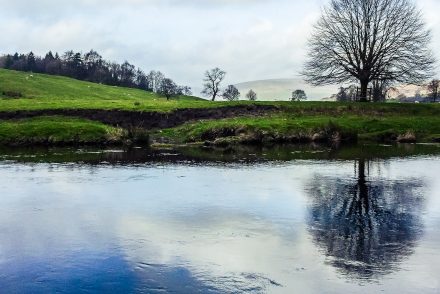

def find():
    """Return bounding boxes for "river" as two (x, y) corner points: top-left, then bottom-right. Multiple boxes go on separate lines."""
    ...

(0, 144), (439, 293)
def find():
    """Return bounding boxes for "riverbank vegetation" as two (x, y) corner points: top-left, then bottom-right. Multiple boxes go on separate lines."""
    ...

(153, 115), (440, 146)
(0, 116), (148, 146)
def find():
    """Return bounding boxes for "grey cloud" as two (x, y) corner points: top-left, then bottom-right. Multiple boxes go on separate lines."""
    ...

(0, 0), (439, 98)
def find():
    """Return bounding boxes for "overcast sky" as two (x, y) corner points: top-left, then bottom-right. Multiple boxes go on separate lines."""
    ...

(0, 0), (439, 91)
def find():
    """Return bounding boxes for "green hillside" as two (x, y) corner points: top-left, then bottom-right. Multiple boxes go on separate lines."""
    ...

(0, 69), (215, 112)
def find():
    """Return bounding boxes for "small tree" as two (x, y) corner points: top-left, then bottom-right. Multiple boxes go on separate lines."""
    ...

(372, 80), (393, 102)
(292, 89), (307, 101)
(222, 85), (240, 101)
(158, 78), (179, 100)
(177, 86), (193, 96)
(336, 87), (348, 102)
(147, 70), (165, 93)
(246, 89), (257, 101)
(201, 68), (226, 101)
(27, 52), (36, 72)
(427, 79), (440, 103)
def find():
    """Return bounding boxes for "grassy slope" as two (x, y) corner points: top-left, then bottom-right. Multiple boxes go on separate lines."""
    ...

(0, 116), (127, 145)
(2, 68), (439, 115)
(0, 69), (216, 112)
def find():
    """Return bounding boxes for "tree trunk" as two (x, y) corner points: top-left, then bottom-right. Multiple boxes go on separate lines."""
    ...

(359, 80), (369, 102)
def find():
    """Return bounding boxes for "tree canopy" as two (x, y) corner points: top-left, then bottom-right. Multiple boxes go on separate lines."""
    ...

(222, 85), (240, 101)
(303, 0), (435, 102)
(245, 89), (257, 101)
(0, 50), (190, 95)
(292, 89), (307, 101)
(201, 68), (226, 101)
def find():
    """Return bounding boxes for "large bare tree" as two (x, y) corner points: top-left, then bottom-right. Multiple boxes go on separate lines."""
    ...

(303, 0), (435, 102)
(201, 68), (226, 101)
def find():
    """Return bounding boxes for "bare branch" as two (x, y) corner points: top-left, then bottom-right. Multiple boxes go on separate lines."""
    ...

(303, 0), (435, 102)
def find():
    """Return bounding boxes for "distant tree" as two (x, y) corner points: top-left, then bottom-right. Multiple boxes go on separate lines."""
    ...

(3, 55), (13, 69)
(27, 52), (36, 72)
(120, 61), (136, 87)
(0, 49), (190, 95)
(62, 51), (84, 79)
(84, 50), (103, 82)
(177, 86), (193, 96)
(10, 53), (27, 71)
(336, 87), (347, 102)
(292, 89), (307, 101)
(44, 52), (61, 75)
(303, 0), (435, 102)
(147, 70), (165, 93)
(158, 78), (179, 100)
(108, 62), (121, 86)
(246, 89), (257, 101)
(135, 68), (149, 90)
(202, 67), (226, 101)
(372, 80), (392, 102)
(427, 79), (440, 103)
(44, 51), (55, 63)
(222, 85), (240, 101)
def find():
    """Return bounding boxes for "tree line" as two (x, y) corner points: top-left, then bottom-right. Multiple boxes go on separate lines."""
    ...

(0, 50), (192, 98)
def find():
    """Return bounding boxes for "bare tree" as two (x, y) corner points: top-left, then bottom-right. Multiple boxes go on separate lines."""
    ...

(292, 89), (307, 101)
(158, 78), (179, 100)
(303, 0), (435, 102)
(201, 68), (226, 101)
(427, 79), (440, 103)
(177, 86), (193, 96)
(246, 89), (257, 101)
(222, 85), (240, 101)
(147, 70), (165, 93)
(372, 80), (394, 102)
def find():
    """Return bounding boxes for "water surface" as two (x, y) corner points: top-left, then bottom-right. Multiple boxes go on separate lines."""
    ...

(0, 144), (439, 293)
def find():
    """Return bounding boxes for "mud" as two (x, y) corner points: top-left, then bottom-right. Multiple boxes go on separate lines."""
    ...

(0, 105), (279, 129)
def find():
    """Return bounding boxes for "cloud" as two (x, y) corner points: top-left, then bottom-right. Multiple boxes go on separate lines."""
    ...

(0, 0), (439, 97)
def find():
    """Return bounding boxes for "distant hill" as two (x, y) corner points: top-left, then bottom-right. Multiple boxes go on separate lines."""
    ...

(235, 79), (336, 101)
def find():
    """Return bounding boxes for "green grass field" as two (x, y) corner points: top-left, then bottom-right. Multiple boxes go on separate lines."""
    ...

(0, 116), (128, 145)
(1, 69), (440, 146)
(0, 69), (217, 112)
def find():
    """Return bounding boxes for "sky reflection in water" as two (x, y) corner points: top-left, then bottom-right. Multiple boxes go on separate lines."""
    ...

(0, 149), (439, 293)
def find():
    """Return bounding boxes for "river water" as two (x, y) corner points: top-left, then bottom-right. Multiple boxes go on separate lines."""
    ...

(0, 144), (439, 293)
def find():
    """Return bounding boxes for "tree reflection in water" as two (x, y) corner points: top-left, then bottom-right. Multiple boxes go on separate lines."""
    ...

(306, 159), (426, 280)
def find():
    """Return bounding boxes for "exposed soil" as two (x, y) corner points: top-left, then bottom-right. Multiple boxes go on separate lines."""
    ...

(0, 105), (279, 129)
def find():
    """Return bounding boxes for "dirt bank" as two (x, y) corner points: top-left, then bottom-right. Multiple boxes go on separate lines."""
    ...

(0, 105), (279, 129)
